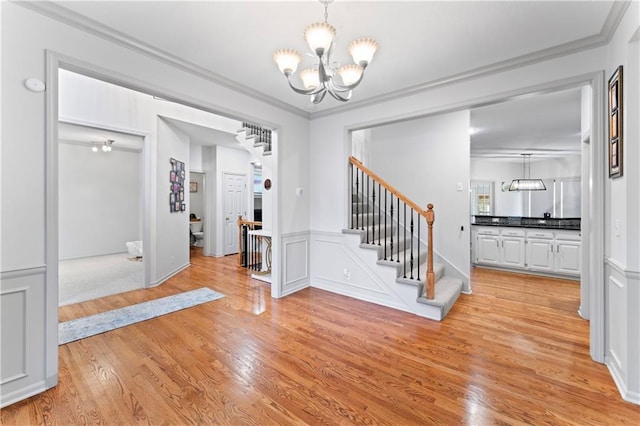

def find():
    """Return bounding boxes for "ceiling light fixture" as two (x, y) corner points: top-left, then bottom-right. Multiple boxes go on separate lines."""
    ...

(93, 139), (114, 153)
(273, 0), (378, 104)
(509, 153), (546, 191)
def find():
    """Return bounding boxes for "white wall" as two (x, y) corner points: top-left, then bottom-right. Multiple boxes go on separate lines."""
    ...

(0, 1), (309, 407)
(603, 1), (640, 405)
(367, 110), (471, 279)
(58, 142), (142, 259)
(156, 118), (190, 281)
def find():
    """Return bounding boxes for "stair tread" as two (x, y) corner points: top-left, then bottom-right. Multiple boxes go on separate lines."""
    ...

(416, 277), (463, 309)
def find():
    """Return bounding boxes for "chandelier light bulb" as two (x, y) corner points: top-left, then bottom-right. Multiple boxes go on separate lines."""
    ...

(349, 38), (378, 67)
(102, 144), (109, 152)
(92, 145), (98, 152)
(299, 68), (320, 89)
(273, 49), (302, 76)
(304, 22), (336, 56)
(338, 64), (363, 86)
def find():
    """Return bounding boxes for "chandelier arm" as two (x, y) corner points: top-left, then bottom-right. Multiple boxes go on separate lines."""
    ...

(317, 56), (331, 83)
(311, 90), (328, 104)
(327, 89), (351, 102)
(330, 68), (366, 92)
(286, 77), (325, 95)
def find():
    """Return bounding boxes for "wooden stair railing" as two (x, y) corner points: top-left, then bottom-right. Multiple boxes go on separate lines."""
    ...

(349, 156), (436, 299)
(237, 216), (263, 270)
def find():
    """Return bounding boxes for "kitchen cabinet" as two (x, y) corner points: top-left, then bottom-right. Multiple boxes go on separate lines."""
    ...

(526, 231), (554, 272)
(474, 227), (525, 268)
(472, 226), (580, 278)
(554, 232), (581, 275)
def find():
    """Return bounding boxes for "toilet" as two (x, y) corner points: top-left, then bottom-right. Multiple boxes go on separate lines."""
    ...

(126, 240), (143, 257)
(190, 219), (204, 247)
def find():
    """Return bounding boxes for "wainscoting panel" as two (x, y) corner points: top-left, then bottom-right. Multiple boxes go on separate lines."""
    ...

(281, 232), (310, 296)
(0, 267), (47, 408)
(310, 232), (414, 313)
(604, 258), (640, 405)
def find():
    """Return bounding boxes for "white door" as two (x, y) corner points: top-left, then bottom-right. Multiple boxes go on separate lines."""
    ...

(224, 173), (247, 255)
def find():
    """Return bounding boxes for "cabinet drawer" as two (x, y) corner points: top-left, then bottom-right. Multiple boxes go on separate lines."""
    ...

(501, 229), (525, 237)
(476, 227), (500, 236)
(526, 230), (553, 239)
(555, 231), (581, 241)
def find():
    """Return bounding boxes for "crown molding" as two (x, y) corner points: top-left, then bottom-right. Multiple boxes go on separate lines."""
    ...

(14, 0), (629, 121)
(311, 0), (630, 119)
(14, 0), (310, 119)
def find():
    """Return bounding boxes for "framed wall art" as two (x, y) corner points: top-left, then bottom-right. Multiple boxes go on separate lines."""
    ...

(608, 66), (623, 178)
(169, 157), (186, 212)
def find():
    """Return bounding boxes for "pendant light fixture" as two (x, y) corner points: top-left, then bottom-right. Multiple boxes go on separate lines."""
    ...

(272, 0), (378, 104)
(509, 153), (546, 191)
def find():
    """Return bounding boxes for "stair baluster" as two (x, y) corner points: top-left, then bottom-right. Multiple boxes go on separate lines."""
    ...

(403, 203), (407, 277)
(410, 209), (414, 280)
(389, 198), (394, 261)
(397, 197), (400, 264)
(371, 185), (376, 245)
(348, 157), (437, 300)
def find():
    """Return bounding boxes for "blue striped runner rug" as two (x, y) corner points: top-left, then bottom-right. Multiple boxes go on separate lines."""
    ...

(59, 287), (224, 345)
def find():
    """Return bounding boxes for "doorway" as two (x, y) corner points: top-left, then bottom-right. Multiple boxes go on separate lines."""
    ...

(57, 119), (147, 306)
(189, 171), (206, 256)
(223, 172), (248, 255)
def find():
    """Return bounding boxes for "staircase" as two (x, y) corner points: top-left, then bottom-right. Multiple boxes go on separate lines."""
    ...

(236, 122), (273, 157)
(344, 157), (463, 321)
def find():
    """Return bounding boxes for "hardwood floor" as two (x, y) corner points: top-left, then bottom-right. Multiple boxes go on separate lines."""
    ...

(3, 250), (639, 425)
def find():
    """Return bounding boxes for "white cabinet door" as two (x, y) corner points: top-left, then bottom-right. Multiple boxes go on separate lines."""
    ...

(527, 238), (554, 271)
(501, 237), (525, 268)
(555, 240), (581, 276)
(477, 235), (500, 265)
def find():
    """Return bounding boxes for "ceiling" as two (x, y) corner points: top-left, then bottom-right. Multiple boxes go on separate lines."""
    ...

(45, 1), (617, 159)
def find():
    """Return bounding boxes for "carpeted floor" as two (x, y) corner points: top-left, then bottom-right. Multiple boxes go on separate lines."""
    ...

(59, 252), (144, 306)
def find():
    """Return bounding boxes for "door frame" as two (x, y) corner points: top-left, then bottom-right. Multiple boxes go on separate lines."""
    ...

(222, 171), (247, 256)
(344, 71), (606, 363)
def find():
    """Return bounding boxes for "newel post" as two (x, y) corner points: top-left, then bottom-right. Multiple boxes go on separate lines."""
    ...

(425, 204), (435, 299)
(237, 215), (243, 268)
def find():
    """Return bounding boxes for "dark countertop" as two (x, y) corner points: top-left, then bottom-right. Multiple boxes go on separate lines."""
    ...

(472, 216), (581, 231)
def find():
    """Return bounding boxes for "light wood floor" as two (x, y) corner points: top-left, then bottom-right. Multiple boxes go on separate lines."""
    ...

(3, 249), (639, 425)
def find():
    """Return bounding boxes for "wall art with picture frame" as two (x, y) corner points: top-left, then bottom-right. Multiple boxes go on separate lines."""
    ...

(169, 157), (186, 212)
(608, 66), (623, 178)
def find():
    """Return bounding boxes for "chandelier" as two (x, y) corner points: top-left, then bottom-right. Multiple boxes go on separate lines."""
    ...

(273, 0), (378, 104)
(509, 154), (546, 191)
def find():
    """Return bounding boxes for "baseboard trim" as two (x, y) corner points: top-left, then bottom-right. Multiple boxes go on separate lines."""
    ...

(0, 380), (47, 409)
(606, 357), (640, 406)
(151, 263), (190, 287)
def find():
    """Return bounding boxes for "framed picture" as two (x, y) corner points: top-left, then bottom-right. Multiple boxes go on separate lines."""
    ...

(608, 66), (623, 178)
(190, 181), (198, 192)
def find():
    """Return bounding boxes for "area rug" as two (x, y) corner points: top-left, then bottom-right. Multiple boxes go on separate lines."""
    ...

(59, 287), (225, 345)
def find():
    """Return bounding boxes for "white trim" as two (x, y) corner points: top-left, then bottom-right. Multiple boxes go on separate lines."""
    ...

(606, 257), (640, 279)
(0, 266), (46, 279)
(0, 287), (28, 386)
(57, 139), (142, 153)
(0, 380), (47, 409)
(607, 358), (640, 405)
(149, 263), (190, 287)
(17, 1), (308, 119)
(45, 51), (59, 394)
(283, 239), (309, 286)
(16, 1), (630, 121)
(312, 2), (630, 119)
